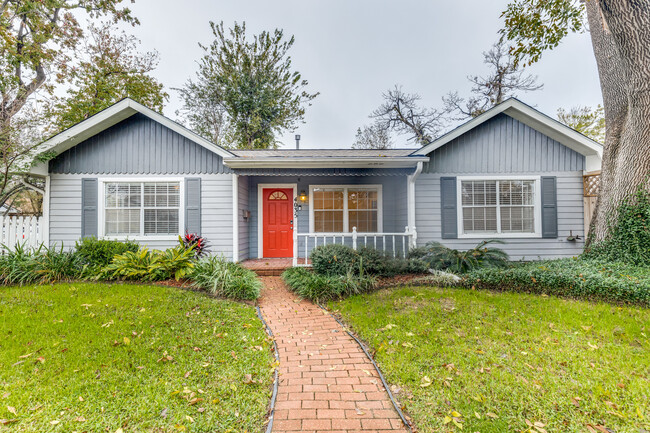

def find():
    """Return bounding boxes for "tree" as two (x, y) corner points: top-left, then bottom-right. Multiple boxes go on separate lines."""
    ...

(178, 22), (318, 149)
(557, 105), (606, 143)
(443, 41), (543, 119)
(0, 0), (137, 209)
(358, 86), (448, 146)
(500, 0), (650, 245)
(48, 23), (168, 132)
(352, 124), (393, 149)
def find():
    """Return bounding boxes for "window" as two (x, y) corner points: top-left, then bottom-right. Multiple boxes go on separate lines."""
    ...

(103, 181), (181, 237)
(459, 178), (539, 237)
(310, 185), (381, 233)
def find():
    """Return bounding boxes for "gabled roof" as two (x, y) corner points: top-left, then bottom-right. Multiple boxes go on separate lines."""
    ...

(35, 98), (235, 164)
(412, 98), (603, 169)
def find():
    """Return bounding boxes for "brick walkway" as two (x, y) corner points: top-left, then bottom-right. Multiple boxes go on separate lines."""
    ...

(258, 277), (409, 433)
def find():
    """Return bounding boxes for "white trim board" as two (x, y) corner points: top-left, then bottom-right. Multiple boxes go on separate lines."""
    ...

(257, 183), (298, 259)
(455, 175), (542, 239)
(224, 156), (428, 169)
(413, 98), (603, 172)
(308, 184), (383, 234)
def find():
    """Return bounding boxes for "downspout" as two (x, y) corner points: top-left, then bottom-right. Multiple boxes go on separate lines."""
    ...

(407, 161), (423, 248)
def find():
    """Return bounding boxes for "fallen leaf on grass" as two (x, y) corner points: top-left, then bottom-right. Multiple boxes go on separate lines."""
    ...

(74, 416), (86, 422)
(0, 419), (18, 425)
(420, 376), (432, 387)
(160, 408), (168, 418)
(6, 407), (17, 415)
(242, 374), (254, 385)
(184, 371), (192, 379)
(189, 398), (203, 406)
(197, 407), (205, 413)
(50, 420), (60, 425)
(486, 412), (499, 419)
(19, 353), (33, 359)
(123, 337), (131, 345)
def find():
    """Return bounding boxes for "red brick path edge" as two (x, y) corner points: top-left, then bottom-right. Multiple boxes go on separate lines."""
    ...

(258, 277), (411, 433)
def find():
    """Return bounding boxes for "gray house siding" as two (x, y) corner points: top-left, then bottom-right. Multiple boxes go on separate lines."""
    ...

(424, 113), (585, 174)
(415, 171), (585, 260)
(245, 175), (408, 259)
(49, 113), (230, 175)
(48, 174), (233, 254)
(238, 176), (250, 260)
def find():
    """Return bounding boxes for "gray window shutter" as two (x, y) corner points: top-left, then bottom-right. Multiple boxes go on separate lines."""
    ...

(185, 178), (201, 235)
(440, 176), (458, 239)
(541, 176), (558, 238)
(81, 178), (98, 238)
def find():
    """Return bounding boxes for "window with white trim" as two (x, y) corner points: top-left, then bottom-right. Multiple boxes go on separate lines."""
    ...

(104, 181), (181, 236)
(460, 179), (537, 235)
(311, 186), (381, 233)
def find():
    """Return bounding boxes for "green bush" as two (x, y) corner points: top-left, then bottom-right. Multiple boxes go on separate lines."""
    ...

(357, 247), (428, 276)
(464, 258), (650, 306)
(0, 244), (84, 285)
(409, 240), (509, 273)
(310, 244), (360, 276)
(99, 245), (195, 282)
(190, 256), (261, 300)
(584, 187), (650, 266)
(282, 266), (377, 302)
(310, 244), (428, 277)
(75, 237), (139, 268)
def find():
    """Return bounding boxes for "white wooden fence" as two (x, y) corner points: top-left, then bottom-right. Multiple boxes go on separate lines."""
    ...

(1, 216), (44, 251)
(294, 226), (417, 266)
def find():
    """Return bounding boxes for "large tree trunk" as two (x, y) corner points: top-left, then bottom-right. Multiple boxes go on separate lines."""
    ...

(585, 0), (650, 245)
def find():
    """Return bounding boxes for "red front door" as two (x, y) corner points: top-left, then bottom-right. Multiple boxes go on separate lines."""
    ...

(262, 188), (294, 258)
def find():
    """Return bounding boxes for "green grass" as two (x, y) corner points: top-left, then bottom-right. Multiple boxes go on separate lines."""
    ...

(331, 286), (650, 433)
(0, 283), (274, 432)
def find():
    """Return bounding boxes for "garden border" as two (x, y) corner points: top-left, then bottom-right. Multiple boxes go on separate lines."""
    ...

(256, 306), (279, 433)
(318, 303), (414, 433)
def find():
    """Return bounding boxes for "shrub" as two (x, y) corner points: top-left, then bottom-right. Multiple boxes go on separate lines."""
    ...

(190, 256), (261, 300)
(100, 245), (195, 282)
(180, 233), (209, 258)
(584, 187), (650, 266)
(310, 244), (428, 277)
(282, 267), (377, 302)
(310, 244), (360, 276)
(357, 247), (428, 276)
(75, 237), (139, 268)
(464, 258), (650, 306)
(409, 240), (509, 273)
(0, 244), (84, 285)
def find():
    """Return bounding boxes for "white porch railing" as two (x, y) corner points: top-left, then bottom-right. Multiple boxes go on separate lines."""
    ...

(1, 215), (44, 251)
(294, 226), (417, 266)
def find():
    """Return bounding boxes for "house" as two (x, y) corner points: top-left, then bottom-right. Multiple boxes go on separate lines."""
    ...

(29, 98), (602, 263)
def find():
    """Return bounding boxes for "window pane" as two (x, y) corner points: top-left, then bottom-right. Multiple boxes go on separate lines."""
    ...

(501, 206), (535, 233)
(144, 209), (179, 235)
(105, 209), (140, 235)
(349, 210), (378, 232)
(462, 206), (497, 234)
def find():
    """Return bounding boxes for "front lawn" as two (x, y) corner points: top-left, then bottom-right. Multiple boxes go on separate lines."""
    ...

(0, 283), (274, 432)
(331, 286), (650, 433)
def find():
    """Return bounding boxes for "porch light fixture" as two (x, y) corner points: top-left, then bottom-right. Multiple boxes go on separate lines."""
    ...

(299, 190), (308, 202)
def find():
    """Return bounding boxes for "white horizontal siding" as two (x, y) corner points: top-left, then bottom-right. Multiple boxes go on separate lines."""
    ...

(48, 174), (234, 257)
(415, 171), (585, 260)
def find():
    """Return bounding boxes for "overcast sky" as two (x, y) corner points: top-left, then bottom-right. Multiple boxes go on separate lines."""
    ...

(123, 0), (602, 149)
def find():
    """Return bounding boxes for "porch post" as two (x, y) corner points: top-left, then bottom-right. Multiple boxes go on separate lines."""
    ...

(407, 161), (423, 249)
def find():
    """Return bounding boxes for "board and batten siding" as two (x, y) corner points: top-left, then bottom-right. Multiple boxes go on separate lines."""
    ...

(415, 172), (585, 259)
(424, 113), (585, 174)
(49, 113), (230, 175)
(48, 173), (234, 255)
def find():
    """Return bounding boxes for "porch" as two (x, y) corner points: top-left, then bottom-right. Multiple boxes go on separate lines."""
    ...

(229, 160), (424, 266)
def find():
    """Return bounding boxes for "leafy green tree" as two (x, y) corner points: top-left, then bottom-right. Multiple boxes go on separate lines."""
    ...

(178, 22), (318, 149)
(557, 105), (606, 143)
(48, 23), (168, 132)
(499, 0), (650, 245)
(0, 0), (137, 209)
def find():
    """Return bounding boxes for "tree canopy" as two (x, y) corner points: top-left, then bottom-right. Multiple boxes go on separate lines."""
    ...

(178, 22), (318, 149)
